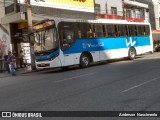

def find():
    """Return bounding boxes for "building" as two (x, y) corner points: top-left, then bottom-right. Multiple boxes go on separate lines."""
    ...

(151, 0), (160, 30)
(95, 0), (149, 23)
(134, 0), (156, 30)
(0, 0), (10, 56)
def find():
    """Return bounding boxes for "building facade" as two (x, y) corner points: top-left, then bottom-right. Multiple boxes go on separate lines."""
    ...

(95, 0), (149, 23)
(152, 0), (160, 30)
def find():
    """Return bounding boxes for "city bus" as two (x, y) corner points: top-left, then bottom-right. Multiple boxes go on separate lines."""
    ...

(30, 18), (153, 69)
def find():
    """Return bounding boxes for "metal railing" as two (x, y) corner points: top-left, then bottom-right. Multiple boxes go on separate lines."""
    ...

(5, 4), (15, 14)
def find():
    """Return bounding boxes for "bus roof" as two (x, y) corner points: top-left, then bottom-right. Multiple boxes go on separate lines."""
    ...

(52, 18), (150, 25)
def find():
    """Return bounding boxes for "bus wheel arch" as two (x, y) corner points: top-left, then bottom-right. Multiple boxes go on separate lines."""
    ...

(128, 47), (137, 60)
(79, 52), (93, 68)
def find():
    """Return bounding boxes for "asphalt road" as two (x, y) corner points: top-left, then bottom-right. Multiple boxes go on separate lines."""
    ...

(1, 52), (160, 120)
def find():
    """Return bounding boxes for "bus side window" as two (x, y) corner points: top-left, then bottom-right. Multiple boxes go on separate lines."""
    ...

(77, 23), (92, 39)
(86, 24), (94, 38)
(137, 25), (144, 36)
(107, 25), (114, 37)
(103, 25), (108, 37)
(92, 24), (97, 38)
(145, 25), (150, 35)
(115, 25), (120, 37)
(113, 25), (117, 37)
(119, 25), (126, 37)
(58, 22), (76, 50)
(95, 24), (103, 38)
(128, 25), (136, 36)
(142, 25), (146, 35)
(78, 30), (82, 38)
(125, 25), (129, 36)
(135, 26), (138, 36)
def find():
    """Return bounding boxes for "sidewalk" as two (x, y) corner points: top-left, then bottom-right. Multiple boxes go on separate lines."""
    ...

(0, 66), (33, 78)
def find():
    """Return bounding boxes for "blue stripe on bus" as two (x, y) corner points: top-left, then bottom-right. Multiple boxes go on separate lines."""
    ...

(63, 36), (151, 54)
(35, 36), (151, 61)
(36, 49), (59, 61)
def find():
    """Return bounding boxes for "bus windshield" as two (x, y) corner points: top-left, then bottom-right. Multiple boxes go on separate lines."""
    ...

(34, 28), (59, 54)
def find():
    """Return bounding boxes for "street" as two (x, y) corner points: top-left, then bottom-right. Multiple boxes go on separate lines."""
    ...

(1, 52), (160, 119)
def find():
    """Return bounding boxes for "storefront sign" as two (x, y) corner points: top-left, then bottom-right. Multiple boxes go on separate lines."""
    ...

(18, 0), (94, 13)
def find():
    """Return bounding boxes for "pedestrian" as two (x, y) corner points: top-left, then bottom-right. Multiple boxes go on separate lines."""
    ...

(7, 51), (16, 76)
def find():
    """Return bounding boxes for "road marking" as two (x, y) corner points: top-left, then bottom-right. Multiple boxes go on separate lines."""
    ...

(121, 76), (160, 93)
(54, 72), (96, 83)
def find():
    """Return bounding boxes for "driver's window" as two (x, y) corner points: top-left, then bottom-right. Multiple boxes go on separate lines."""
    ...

(59, 22), (75, 51)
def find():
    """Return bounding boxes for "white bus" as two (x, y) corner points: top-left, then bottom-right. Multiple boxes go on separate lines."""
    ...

(30, 18), (153, 69)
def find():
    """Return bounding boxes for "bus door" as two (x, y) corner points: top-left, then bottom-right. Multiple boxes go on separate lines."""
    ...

(61, 30), (75, 66)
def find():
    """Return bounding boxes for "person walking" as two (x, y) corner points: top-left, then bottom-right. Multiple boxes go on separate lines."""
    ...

(7, 51), (16, 76)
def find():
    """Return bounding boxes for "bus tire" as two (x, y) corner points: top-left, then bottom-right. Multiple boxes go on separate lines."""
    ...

(128, 47), (136, 60)
(80, 53), (90, 68)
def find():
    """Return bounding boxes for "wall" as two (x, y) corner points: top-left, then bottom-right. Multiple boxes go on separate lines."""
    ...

(0, 25), (11, 57)
(95, 0), (123, 15)
(0, 0), (5, 23)
(0, 0), (11, 56)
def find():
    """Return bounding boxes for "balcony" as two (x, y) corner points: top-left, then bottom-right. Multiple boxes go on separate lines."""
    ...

(96, 14), (122, 20)
(5, 3), (15, 14)
(96, 10), (145, 22)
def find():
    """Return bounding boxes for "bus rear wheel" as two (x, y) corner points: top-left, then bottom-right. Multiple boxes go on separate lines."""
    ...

(80, 53), (90, 68)
(128, 48), (136, 60)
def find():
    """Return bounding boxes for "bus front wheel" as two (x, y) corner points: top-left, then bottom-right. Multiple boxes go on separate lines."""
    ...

(128, 48), (136, 60)
(80, 53), (90, 68)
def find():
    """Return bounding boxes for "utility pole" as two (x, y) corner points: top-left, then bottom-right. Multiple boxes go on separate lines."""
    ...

(25, 0), (36, 70)
(122, 0), (125, 20)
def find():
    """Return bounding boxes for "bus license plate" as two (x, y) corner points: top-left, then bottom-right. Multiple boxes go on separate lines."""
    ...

(41, 63), (45, 67)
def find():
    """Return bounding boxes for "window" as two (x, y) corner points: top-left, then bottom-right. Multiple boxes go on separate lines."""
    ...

(126, 9), (131, 17)
(145, 25), (150, 35)
(76, 23), (93, 39)
(106, 24), (116, 37)
(128, 25), (137, 36)
(94, 24), (104, 38)
(137, 25), (146, 36)
(103, 25), (108, 37)
(58, 22), (76, 50)
(115, 25), (119, 37)
(119, 25), (127, 36)
(95, 4), (100, 14)
(34, 28), (58, 53)
(111, 7), (117, 15)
